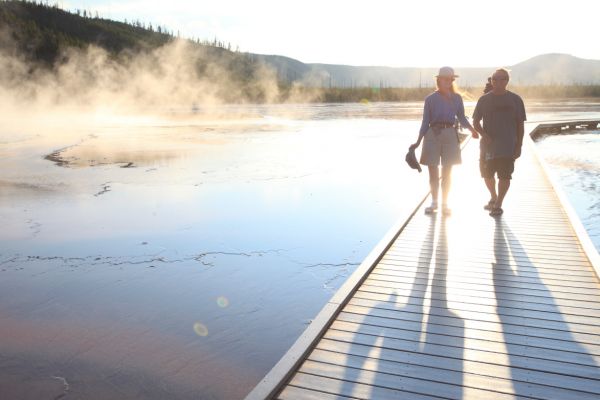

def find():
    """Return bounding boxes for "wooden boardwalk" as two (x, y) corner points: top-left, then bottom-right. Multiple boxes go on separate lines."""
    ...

(246, 122), (600, 400)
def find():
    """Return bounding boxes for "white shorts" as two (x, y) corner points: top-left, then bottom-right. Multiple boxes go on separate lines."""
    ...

(419, 127), (462, 167)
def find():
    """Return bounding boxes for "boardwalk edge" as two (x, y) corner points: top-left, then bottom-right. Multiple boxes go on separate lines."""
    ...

(527, 122), (600, 281)
(244, 189), (431, 400)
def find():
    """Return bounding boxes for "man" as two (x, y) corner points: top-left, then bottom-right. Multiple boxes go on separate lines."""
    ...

(484, 77), (493, 94)
(473, 68), (526, 216)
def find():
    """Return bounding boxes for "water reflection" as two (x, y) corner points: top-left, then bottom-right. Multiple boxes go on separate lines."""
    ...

(534, 130), (600, 251)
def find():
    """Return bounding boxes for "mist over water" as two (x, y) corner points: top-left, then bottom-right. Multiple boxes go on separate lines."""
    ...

(0, 35), (325, 135)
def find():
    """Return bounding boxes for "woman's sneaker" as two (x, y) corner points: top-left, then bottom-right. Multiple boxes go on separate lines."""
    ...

(424, 202), (438, 214)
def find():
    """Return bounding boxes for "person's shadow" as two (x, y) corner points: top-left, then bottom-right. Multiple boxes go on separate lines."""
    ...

(336, 214), (465, 398)
(493, 219), (600, 398)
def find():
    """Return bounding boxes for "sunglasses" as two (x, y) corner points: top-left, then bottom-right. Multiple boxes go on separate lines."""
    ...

(492, 77), (508, 81)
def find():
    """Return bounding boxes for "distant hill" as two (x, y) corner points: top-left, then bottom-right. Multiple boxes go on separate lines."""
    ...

(257, 54), (600, 87)
(0, 0), (173, 64)
(510, 54), (600, 85)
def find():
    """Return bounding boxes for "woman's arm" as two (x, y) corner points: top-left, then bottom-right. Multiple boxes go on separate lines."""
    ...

(411, 97), (431, 149)
(456, 95), (478, 138)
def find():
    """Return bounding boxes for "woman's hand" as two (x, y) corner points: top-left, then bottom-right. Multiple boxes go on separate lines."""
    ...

(471, 128), (479, 139)
(409, 142), (420, 150)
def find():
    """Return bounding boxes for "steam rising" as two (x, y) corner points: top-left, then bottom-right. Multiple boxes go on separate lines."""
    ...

(0, 32), (314, 122)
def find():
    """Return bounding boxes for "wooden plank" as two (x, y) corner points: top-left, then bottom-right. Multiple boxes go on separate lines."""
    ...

(382, 249), (592, 268)
(379, 256), (595, 275)
(298, 359), (521, 400)
(375, 262), (597, 282)
(334, 314), (600, 357)
(387, 239), (590, 258)
(378, 258), (596, 277)
(277, 385), (355, 400)
(401, 227), (577, 239)
(354, 288), (600, 320)
(387, 242), (590, 262)
(284, 372), (437, 400)
(384, 249), (592, 268)
(339, 307), (600, 345)
(389, 239), (587, 258)
(307, 348), (600, 399)
(363, 277), (600, 304)
(398, 226), (582, 244)
(330, 320), (600, 364)
(348, 296), (600, 329)
(360, 284), (600, 315)
(368, 271), (600, 295)
(323, 330), (600, 381)
(370, 266), (600, 290)
(343, 301), (600, 337)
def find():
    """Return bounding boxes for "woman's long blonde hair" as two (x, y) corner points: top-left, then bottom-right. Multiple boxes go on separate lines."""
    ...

(435, 77), (458, 94)
(436, 77), (473, 100)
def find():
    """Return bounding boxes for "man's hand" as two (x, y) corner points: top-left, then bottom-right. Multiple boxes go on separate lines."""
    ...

(514, 147), (522, 159)
(409, 142), (419, 151)
(471, 129), (479, 139)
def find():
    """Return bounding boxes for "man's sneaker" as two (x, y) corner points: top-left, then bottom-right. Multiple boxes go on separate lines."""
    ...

(484, 199), (496, 210)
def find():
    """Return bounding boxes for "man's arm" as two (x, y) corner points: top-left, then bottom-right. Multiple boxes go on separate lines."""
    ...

(472, 98), (486, 137)
(514, 120), (525, 159)
(473, 117), (485, 136)
(514, 96), (526, 159)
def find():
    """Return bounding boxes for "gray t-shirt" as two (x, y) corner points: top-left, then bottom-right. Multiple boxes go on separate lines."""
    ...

(473, 91), (526, 159)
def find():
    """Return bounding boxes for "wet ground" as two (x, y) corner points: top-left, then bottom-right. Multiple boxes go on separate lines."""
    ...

(534, 129), (600, 251)
(0, 101), (599, 399)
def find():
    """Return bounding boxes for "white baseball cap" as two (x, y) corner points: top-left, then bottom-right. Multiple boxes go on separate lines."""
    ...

(436, 66), (459, 78)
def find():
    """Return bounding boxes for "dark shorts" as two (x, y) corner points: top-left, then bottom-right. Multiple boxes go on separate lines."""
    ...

(480, 157), (515, 180)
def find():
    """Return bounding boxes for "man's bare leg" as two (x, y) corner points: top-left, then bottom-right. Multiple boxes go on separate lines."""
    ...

(495, 178), (510, 209)
(484, 177), (497, 204)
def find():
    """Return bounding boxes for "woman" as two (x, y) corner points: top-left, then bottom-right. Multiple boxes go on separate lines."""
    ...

(410, 66), (478, 215)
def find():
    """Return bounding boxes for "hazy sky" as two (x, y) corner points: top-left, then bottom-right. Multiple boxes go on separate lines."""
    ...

(64, 0), (599, 67)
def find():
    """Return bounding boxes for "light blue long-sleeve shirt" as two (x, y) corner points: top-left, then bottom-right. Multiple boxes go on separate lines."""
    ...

(419, 91), (473, 136)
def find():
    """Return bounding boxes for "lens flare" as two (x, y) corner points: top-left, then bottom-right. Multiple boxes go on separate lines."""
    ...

(216, 296), (229, 308)
(193, 322), (208, 337)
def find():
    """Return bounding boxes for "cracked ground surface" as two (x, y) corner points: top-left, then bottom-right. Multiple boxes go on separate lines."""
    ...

(0, 111), (431, 399)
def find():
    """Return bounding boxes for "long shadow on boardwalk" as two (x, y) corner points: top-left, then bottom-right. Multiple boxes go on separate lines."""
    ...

(333, 215), (466, 398)
(493, 219), (600, 399)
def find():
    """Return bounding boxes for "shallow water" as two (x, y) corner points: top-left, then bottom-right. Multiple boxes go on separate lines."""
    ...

(0, 100), (599, 399)
(534, 130), (600, 251)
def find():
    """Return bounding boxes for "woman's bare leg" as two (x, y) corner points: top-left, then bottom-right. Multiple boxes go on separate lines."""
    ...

(441, 165), (453, 206)
(428, 165), (439, 206)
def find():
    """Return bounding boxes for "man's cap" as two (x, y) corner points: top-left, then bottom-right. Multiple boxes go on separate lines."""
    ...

(436, 66), (459, 78)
